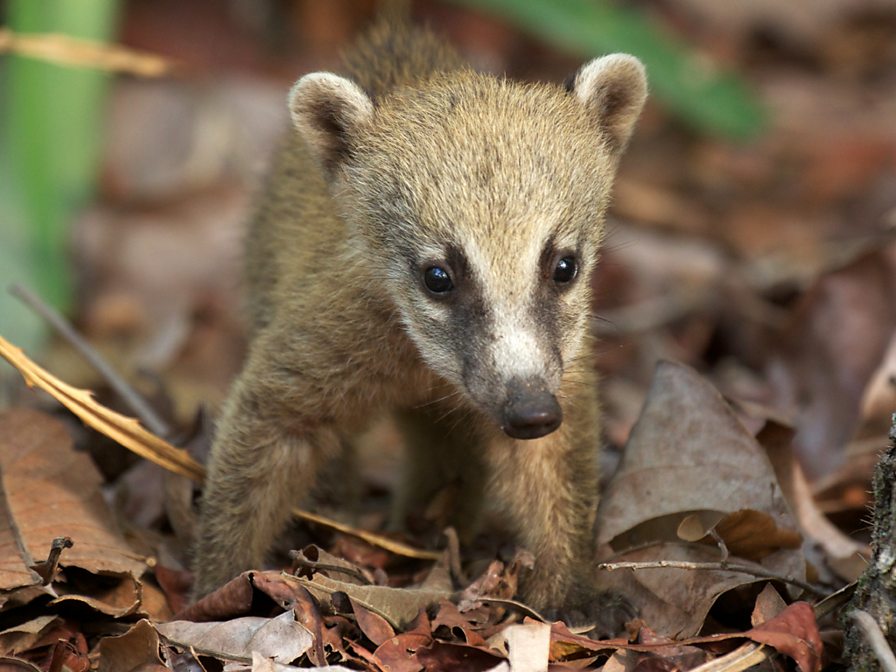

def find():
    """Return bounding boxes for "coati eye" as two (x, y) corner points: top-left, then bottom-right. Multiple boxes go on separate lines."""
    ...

(553, 256), (578, 284)
(423, 266), (454, 294)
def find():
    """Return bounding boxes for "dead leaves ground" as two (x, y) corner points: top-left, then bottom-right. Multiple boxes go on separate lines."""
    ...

(1, 1), (895, 669)
(0, 348), (848, 671)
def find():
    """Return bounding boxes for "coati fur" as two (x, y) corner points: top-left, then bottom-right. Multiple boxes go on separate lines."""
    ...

(194, 20), (647, 629)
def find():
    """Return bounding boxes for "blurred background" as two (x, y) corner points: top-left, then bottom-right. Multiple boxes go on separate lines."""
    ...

(0, 0), (894, 526)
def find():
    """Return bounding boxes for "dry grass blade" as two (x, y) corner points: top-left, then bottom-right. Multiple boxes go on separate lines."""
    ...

(688, 642), (768, 672)
(0, 335), (203, 481)
(0, 335), (440, 561)
(0, 27), (174, 77)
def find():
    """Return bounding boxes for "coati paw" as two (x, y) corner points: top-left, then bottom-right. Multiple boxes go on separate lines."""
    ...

(545, 590), (636, 640)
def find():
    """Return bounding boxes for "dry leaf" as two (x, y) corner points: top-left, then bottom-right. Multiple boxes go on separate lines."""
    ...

(156, 611), (313, 665)
(768, 246), (896, 480)
(0, 616), (62, 657)
(96, 620), (164, 672)
(743, 602), (822, 672)
(0, 337), (203, 481)
(758, 420), (869, 582)
(486, 622), (551, 672)
(598, 361), (801, 555)
(349, 596), (396, 646)
(0, 409), (147, 585)
(596, 362), (805, 636)
(291, 572), (451, 629)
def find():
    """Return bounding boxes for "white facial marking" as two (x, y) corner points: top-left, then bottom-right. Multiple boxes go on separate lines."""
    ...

(459, 226), (554, 386)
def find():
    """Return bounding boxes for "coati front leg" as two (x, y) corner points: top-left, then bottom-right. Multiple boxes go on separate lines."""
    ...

(193, 331), (344, 598)
(485, 367), (628, 634)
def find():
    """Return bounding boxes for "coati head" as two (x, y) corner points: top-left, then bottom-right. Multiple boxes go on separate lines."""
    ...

(289, 56), (647, 440)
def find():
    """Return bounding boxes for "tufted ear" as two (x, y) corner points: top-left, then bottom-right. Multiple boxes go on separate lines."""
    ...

(288, 72), (374, 178)
(569, 54), (647, 152)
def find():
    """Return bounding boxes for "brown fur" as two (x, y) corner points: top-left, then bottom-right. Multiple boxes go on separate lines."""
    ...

(194, 20), (646, 630)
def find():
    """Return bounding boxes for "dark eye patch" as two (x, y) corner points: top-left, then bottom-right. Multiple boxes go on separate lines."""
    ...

(539, 235), (580, 288)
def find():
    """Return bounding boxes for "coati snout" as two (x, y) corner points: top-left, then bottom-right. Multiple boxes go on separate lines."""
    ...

(502, 377), (563, 439)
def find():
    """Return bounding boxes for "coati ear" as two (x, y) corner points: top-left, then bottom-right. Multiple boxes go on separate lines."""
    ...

(288, 73), (374, 177)
(569, 54), (647, 152)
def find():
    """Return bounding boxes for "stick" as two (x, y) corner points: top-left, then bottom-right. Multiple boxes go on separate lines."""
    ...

(851, 609), (896, 672)
(9, 283), (173, 439)
(597, 559), (824, 597)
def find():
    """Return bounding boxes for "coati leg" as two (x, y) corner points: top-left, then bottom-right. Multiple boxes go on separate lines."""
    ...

(390, 403), (488, 540)
(483, 365), (628, 633)
(192, 331), (345, 598)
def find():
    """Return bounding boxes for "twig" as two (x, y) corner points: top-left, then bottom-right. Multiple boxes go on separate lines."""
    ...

(295, 509), (442, 561)
(443, 526), (467, 584)
(289, 552), (372, 585)
(597, 559), (824, 597)
(479, 597), (548, 623)
(31, 537), (73, 585)
(9, 283), (173, 439)
(851, 609), (896, 672)
(708, 528), (730, 563)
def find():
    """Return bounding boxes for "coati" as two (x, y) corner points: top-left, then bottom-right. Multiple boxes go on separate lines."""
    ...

(194, 20), (647, 629)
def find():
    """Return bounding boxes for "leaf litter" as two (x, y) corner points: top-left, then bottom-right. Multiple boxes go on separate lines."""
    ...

(0, 343), (831, 671)
(2, 1), (895, 669)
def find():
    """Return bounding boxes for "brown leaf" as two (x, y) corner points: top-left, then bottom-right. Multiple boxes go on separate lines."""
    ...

(0, 409), (147, 588)
(372, 610), (433, 672)
(350, 596), (395, 646)
(95, 620), (163, 672)
(744, 602), (822, 672)
(174, 571), (254, 622)
(415, 640), (504, 671)
(598, 361), (801, 556)
(0, 616), (62, 657)
(769, 245), (896, 480)
(751, 583), (787, 626)
(596, 362), (805, 636)
(290, 572), (450, 630)
(0, 338), (204, 481)
(432, 600), (489, 647)
(758, 419), (869, 582)
(51, 573), (143, 618)
(156, 611), (313, 665)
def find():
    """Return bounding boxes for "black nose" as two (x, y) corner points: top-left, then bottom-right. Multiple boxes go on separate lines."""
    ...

(502, 387), (563, 440)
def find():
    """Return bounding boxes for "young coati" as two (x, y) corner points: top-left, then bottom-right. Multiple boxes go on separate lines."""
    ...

(194, 20), (647, 630)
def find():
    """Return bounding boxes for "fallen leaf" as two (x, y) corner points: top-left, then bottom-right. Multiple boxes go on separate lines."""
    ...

(50, 572), (143, 618)
(0, 409), (147, 586)
(0, 338), (203, 481)
(156, 611), (313, 665)
(487, 621), (550, 672)
(415, 640), (504, 671)
(758, 419), (869, 582)
(743, 602), (822, 672)
(290, 572), (451, 629)
(0, 616), (62, 657)
(350, 596), (395, 646)
(596, 361), (806, 636)
(768, 245), (896, 480)
(598, 361), (801, 556)
(0, 657), (42, 671)
(371, 609), (433, 672)
(95, 619), (164, 672)
(432, 600), (489, 647)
